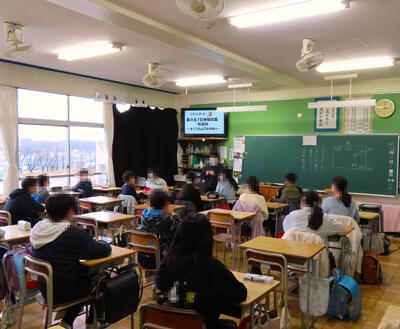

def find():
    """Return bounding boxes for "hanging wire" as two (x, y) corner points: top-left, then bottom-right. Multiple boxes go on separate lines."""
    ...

(247, 87), (250, 105)
(233, 87), (236, 108)
(330, 79), (333, 100)
(349, 79), (352, 99)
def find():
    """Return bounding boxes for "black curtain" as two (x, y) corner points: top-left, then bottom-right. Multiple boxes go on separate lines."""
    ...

(112, 105), (178, 187)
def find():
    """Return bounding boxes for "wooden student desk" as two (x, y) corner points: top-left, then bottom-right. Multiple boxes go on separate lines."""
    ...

(50, 191), (81, 196)
(359, 211), (380, 250)
(265, 202), (289, 236)
(327, 226), (355, 273)
(233, 271), (280, 329)
(201, 194), (226, 209)
(80, 196), (122, 211)
(378, 305), (400, 329)
(0, 225), (31, 249)
(77, 211), (137, 244)
(93, 186), (122, 197)
(240, 236), (324, 329)
(81, 245), (135, 274)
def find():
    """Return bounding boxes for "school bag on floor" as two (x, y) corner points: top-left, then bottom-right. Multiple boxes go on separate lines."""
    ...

(361, 251), (382, 284)
(327, 269), (361, 321)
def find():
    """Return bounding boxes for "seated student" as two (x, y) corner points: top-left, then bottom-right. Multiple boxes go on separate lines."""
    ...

(72, 169), (94, 198)
(201, 153), (221, 193)
(145, 166), (168, 191)
(239, 176), (269, 220)
(176, 171), (203, 211)
(138, 190), (180, 269)
(276, 172), (303, 209)
(216, 168), (239, 204)
(322, 176), (360, 223)
(121, 170), (144, 203)
(4, 177), (45, 225)
(283, 190), (345, 240)
(38, 174), (50, 203)
(156, 213), (247, 329)
(30, 195), (111, 329)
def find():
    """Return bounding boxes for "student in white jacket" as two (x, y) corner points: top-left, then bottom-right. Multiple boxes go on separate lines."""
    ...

(283, 190), (345, 240)
(146, 166), (169, 192)
(283, 190), (345, 271)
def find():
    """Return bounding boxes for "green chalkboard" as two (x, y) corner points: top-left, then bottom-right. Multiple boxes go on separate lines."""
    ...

(240, 134), (399, 196)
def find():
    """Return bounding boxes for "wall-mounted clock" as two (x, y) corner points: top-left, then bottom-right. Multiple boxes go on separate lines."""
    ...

(375, 99), (395, 118)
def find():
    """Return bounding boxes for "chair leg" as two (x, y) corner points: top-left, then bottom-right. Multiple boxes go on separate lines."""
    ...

(223, 243), (226, 264)
(17, 296), (25, 329)
(44, 308), (51, 329)
(131, 313), (134, 329)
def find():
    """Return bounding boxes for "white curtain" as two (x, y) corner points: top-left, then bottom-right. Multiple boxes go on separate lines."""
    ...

(0, 86), (19, 195)
(103, 102), (115, 186)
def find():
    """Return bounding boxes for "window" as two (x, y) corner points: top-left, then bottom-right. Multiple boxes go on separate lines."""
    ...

(17, 89), (105, 187)
(0, 144), (6, 194)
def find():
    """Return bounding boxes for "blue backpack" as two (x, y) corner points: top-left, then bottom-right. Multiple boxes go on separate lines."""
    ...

(327, 269), (361, 321)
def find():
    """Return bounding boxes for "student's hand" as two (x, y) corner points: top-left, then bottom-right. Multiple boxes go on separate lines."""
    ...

(209, 170), (216, 176)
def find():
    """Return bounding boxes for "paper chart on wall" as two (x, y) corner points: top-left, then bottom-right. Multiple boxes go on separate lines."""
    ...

(219, 146), (227, 159)
(315, 107), (338, 130)
(233, 158), (243, 172)
(343, 107), (372, 134)
(233, 136), (246, 153)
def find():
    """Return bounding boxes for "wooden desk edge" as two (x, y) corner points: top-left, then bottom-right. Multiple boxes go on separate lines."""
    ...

(81, 248), (135, 267)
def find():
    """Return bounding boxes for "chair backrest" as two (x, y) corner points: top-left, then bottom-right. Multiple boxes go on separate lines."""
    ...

(128, 230), (161, 269)
(0, 210), (11, 226)
(134, 208), (144, 217)
(207, 212), (234, 230)
(140, 303), (207, 329)
(74, 216), (98, 237)
(79, 201), (92, 213)
(174, 200), (197, 217)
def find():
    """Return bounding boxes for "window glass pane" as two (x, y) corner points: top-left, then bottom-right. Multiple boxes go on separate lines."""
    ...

(18, 89), (68, 120)
(70, 127), (107, 185)
(69, 96), (103, 124)
(49, 176), (68, 188)
(18, 125), (68, 179)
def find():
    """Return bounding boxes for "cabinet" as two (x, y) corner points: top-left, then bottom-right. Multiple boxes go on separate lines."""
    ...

(259, 184), (282, 201)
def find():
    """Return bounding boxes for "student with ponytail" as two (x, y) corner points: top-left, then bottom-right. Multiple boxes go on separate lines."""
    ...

(322, 176), (360, 223)
(283, 190), (345, 240)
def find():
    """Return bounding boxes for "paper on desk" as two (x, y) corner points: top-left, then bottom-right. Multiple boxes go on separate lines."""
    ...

(233, 136), (245, 153)
(303, 135), (317, 146)
(233, 158), (243, 172)
(220, 146), (227, 159)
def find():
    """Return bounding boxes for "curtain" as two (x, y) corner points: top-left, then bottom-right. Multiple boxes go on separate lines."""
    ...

(103, 102), (115, 186)
(112, 106), (178, 187)
(0, 86), (19, 194)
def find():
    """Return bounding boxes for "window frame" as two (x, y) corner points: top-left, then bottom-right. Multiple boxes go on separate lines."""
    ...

(16, 89), (105, 187)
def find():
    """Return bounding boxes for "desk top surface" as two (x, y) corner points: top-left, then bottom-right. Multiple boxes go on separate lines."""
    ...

(0, 225), (31, 243)
(81, 245), (135, 267)
(50, 191), (81, 196)
(233, 271), (280, 307)
(240, 236), (324, 260)
(93, 186), (122, 192)
(78, 211), (136, 223)
(378, 305), (400, 329)
(133, 203), (186, 211)
(201, 195), (226, 202)
(359, 211), (380, 220)
(265, 202), (289, 209)
(80, 196), (123, 205)
(199, 209), (256, 221)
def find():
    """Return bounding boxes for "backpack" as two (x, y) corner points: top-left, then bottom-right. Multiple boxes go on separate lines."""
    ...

(0, 247), (8, 300)
(91, 263), (142, 325)
(2, 250), (20, 295)
(327, 269), (361, 321)
(361, 251), (382, 284)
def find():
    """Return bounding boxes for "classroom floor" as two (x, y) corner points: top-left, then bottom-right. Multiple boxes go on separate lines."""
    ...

(9, 237), (400, 329)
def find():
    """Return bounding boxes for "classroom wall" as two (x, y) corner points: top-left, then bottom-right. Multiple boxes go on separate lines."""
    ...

(187, 78), (400, 204)
(0, 61), (178, 108)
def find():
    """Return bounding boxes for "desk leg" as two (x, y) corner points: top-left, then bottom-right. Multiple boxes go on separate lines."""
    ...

(111, 223), (116, 246)
(249, 303), (255, 329)
(306, 260), (311, 329)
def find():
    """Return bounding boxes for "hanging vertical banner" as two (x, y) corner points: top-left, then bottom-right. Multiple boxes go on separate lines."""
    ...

(314, 97), (340, 132)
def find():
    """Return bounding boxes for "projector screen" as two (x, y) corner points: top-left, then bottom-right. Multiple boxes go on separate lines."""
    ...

(181, 108), (228, 137)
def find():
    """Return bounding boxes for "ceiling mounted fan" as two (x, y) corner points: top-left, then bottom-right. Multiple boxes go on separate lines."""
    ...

(3, 22), (33, 58)
(175, 0), (224, 20)
(296, 38), (324, 72)
(142, 62), (166, 88)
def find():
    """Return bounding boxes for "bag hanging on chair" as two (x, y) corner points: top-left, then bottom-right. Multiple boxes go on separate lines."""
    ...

(113, 225), (128, 247)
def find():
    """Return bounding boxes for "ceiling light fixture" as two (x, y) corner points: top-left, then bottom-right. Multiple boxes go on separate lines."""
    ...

(217, 83), (267, 112)
(317, 57), (395, 73)
(229, 0), (347, 28)
(57, 42), (124, 61)
(175, 75), (226, 87)
(308, 99), (376, 109)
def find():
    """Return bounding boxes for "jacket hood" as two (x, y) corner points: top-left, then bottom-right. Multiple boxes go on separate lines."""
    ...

(9, 188), (28, 198)
(30, 219), (70, 249)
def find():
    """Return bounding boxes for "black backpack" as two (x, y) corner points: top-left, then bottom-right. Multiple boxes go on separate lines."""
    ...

(91, 263), (142, 325)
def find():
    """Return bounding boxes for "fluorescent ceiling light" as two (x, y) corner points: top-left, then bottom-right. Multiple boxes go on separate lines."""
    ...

(57, 42), (124, 61)
(229, 0), (346, 28)
(175, 75), (226, 87)
(308, 99), (376, 109)
(217, 105), (267, 112)
(317, 58), (395, 73)
(228, 83), (253, 89)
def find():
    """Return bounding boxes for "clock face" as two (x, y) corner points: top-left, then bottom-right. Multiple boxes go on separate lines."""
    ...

(375, 99), (395, 118)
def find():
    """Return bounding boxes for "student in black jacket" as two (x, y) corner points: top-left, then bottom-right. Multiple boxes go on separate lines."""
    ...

(176, 171), (203, 211)
(72, 169), (94, 198)
(30, 195), (111, 328)
(156, 213), (247, 329)
(4, 177), (45, 225)
(201, 153), (221, 193)
(121, 170), (144, 203)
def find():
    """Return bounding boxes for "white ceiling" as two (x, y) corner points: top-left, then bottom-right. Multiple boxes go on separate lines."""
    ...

(1, 0), (399, 94)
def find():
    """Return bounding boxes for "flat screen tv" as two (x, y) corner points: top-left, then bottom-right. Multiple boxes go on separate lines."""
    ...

(181, 108), (228, 138)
